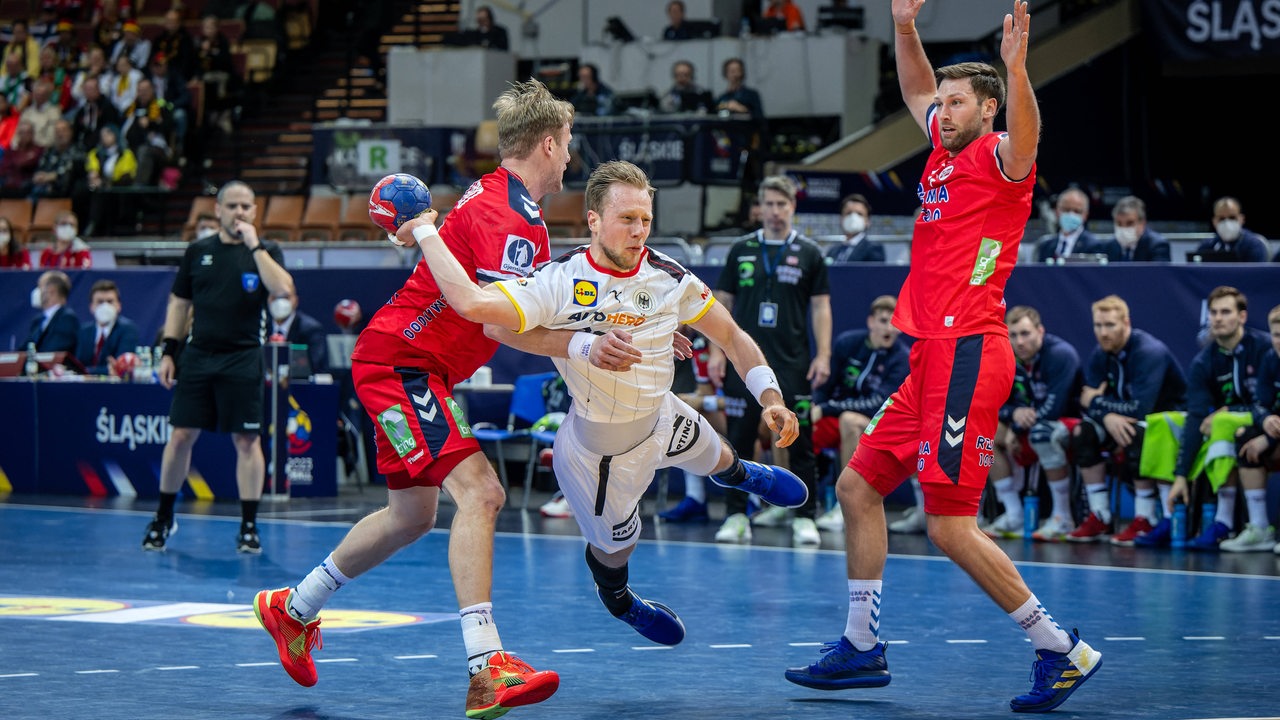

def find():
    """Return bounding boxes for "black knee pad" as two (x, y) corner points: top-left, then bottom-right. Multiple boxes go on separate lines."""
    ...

(1071, 421), (1105, 467)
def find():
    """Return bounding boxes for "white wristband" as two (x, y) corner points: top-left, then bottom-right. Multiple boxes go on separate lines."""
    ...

(411, 223), (440, 242)
(702, 394), (720, 413)
(568, 331), (596, 362)
(744, 365), (782, 406)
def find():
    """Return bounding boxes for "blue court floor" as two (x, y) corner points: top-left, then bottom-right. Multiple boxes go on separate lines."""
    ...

(1, 492), (1279, 720)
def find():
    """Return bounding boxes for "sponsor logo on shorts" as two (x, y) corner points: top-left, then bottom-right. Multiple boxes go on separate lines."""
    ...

(445, 397), (473, 439)
(611, 507), (640, 542)
(667, 415), (700, 456)
(865, 398), (892, 435)
(573, 279), (599, 306)
(377, 404), (417, 457)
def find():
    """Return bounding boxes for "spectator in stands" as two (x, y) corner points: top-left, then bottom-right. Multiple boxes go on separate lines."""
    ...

(763, 0), (807, 32)
(151, 10), (196, 80)
(1192, 196), (1270, 262)
(990, 306), (1084, 542)
(1067, 295), (1186, 545)
(195, 15), (235, 132)
(75, 277), (139, 375)
(4, 19), (43, 78)
(146, 53), (190, 161)
(29, 118), (85, 204)
(663, 1), (692, 40)
(1, 48), (32, 108)
(1141, 287), (1271, 551)
(1220, 303), (1280, 552)
(40, 210), (91, 267)
(27, 269), (80, 352)
(810, 295), (908, 532)
(1034, 187), (1102, 262)
(193, 211), (219, 241)
(30, 5), (61, 45)
(569, 63), (616, 117)
(85, 122), (136, 234)
(108, 21), (150, 71)
(104, 51), (143, 114)
(826, 193), (885, 263)
(659, 60), (713, 114)
(715, 57), (764, 120)
(1102, 195), (1170, 262)
(268, 287), (330, 375)
(121, 78), (174, 186)
(70, 74), (117, 152)
(18, 78), (60, 147)
(92, 0), (125, 55)
(50, 20), (86, 74)
(35, 45), (74, 111)
(471, 5), (509, 51)
(0, 121), (43, 197)
(43, 1), (87, 23)
(0, 216), (33, 269)
(68, 43), (109, 108)
(0, 93), (19, 148)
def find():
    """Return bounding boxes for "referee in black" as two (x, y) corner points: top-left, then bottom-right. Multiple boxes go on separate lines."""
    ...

(142, 180), (295, 554)
(708, 175), (832, 546)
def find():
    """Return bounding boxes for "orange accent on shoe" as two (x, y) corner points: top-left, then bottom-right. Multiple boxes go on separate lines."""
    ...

(465, 651), (560, 720)
(254, 588), (322, 687)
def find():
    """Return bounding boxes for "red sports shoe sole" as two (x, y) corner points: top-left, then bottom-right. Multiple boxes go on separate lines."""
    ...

(254, 589), (319, 687)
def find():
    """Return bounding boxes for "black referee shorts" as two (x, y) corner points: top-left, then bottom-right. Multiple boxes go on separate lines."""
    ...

(169, 345), (264, 434)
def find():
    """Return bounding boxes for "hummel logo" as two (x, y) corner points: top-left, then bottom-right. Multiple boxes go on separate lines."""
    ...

(521, 197), (541, 220)
(412, 391), (438, 423)
(947, 415), (966, 431)
(945, 414), (965, 447)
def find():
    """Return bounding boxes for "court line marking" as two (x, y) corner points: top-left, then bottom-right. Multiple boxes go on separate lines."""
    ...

(393, 654), (438, 660)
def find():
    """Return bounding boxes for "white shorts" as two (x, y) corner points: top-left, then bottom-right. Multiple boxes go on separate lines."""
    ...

(553, 392), (723, 553)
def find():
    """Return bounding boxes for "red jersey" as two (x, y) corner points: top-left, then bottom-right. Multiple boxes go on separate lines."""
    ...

(351, 167), (551, 383)
(894, 106), (1034, 339)
(40, 243), (92, 269)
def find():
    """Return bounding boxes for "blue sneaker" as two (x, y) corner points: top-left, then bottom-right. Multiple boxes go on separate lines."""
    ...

(1010, 630), (1102, 713)
(713, 460), (808, 509)
(1187, 520), (1231, 551)
(783, 637), (891, 690)
(658, 496), (709, 523)
(601, 588), (685, 646)
(1133, 517), (1171, 548)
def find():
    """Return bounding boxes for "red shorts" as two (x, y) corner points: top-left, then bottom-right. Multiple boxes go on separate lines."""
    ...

(851, 334), (1014, 516)
(351, 361), (479, 490)
(813, 415), (841, 454)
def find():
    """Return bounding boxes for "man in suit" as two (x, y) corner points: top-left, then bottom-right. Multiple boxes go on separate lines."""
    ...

(1100, 195), (1170, 262)
(268, 287), (328, 375)
(1033, 187), (1101, 263)
(27, 269), (80, 353)
(76, 278), (140, 375)
(825, 193), (885, 263)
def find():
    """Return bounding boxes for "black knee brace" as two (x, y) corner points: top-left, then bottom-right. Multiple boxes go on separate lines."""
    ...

(1071, 421), (1105, 468)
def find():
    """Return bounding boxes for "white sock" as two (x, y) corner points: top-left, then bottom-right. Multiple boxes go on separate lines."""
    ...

(992, 476), (1022, 518)
(1048, 477), (1072, 519)
(1157, 482), (1171, 512)
(911, 477), (925, 509)
(1134, 489), (1157, 523)
(1086, 483), (1111, 523)
(1214, 487), (1236, 528)
(461, 602), (503, 676)
(1245, 488), (1270, 528)
(844, 579), (883, 651)
(1010, 594), (1072, 653)
(290, 553), (352, 621)
(684, 471), (706, 503)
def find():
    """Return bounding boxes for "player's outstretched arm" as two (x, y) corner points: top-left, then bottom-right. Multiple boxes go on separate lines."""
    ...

(997, 0), (1039, 181)
(892, 0), (937, 133)
(396, 214), (521, 331)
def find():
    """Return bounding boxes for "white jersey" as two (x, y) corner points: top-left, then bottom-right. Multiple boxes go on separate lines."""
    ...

(495, 246), (715, 423)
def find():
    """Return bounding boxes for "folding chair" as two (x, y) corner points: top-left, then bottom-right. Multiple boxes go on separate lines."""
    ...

(471, 371), (558, 509)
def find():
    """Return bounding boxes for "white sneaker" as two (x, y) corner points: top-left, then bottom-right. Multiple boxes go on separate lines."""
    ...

(1031, 514), (1075, 542)
(539, 494), (573, 518)
(792, 517), (821, 546)
(1220, 523), (1276, 552)
(815, 506), (844, 532)
(980, 512), (1023, 539)
(751, 504), (791, 527)
(715, 513), (752, 543)
(888, 506), (927, 534)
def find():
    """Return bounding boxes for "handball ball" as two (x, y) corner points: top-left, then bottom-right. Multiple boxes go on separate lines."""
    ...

(111, 352), (139, 378)
(334, 299), (362, 331)
(369, 173), (432, 234)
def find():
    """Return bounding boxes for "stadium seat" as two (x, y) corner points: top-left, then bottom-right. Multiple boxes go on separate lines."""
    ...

(297, 195), (343, 241)
(0, 198), (34, 243)
(29, 198), (73, 244)
(182, 195), (216, 241)
(261, 195), (306, 242)
(541, 190), (586, 238)
(337, 194), (376, 241)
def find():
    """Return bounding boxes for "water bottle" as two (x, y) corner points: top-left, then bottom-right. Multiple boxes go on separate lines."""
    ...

(1022, 494), (1039, 539)
(25, 342), (38, 378)
(1200, 502), (1217, 536)
(1170, 503), (1187, 549)
(135, 345), (153, 383)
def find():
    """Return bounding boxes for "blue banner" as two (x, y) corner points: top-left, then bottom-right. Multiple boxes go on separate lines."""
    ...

(310, 125), (467, 191)
(1143, 0), (1280, 62)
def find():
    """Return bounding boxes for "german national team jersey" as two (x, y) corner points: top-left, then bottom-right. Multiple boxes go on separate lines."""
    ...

(495, 246), (714, 423)
(351, 167), (550, 383)
(894, 106), (1035, 339)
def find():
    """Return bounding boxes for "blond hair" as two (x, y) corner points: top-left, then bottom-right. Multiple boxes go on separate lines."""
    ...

(869, 295), (896, 316)
(757, 175), (797, 205)
(585, 160), (654, 216)
(1006, 305), (1042, 327)
(493, 79), (575, 161)
(1091, 295), (1130, 322)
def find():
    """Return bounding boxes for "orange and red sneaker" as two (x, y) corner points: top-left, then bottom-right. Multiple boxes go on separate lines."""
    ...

(465, 651), (560, 720)
(254, 587), (322, 687)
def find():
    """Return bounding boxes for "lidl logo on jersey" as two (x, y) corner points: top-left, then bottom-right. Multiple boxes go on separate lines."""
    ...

(573, 279), (598, 306)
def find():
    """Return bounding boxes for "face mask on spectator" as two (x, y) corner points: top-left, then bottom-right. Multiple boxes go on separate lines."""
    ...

(197, 227), (219, 241)
(31, 287), (42, 309)
(842, 213), (866, 235)
(269, 299), (293, 322)
(1113, 226), (1138, 249)
(1215, 219), (1242, 242)
(1057, 211), (1083, 233)
(0, 232), (9, 244)
(94, 302), (118, 325)
(55, 224), (75, 242)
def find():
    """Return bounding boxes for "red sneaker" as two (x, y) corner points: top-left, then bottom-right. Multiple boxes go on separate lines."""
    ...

(1109, 516), (1154, 546)
(254, 587), (323, 687)
(1065, 512), (1110, 543)
(465, 651), (560, 719)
